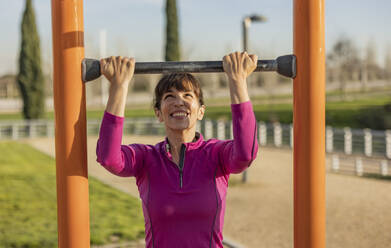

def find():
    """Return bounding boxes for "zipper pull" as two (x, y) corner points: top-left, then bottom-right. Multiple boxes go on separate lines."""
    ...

(180, 171), (183, 188)
(178, 144), (186, 189)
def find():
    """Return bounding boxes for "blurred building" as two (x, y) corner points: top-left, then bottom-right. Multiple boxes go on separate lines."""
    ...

(0, 75), (19, 98)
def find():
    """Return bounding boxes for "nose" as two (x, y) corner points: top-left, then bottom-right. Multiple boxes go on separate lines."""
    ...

(173, 95), (186, 106)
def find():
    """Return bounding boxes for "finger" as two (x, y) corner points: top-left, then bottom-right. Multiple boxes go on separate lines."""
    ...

(127, 58), (136, 76)
(234, 51), (241, 62)
(234, 51), (241, 71)
(104, 63), (112, 76)
(229, 52), (236, 60)
(102, 58), (112, 73)
(246, 54), (258, 75)
(223, 55), (232, 65)
(129, 57), (135, 65)
(128, 57), (135, 70)
(102, 57), (111, 67)
(116, 56), (122, 68)
(249, 54), (258, 64)
(108, 58), (115, 76)
(100, 59), (106, 74)
(109, 56), (115, 69)
(241, 51), (247, 64)
(120, 57), (129, 73)
(222, 55), (229, 72)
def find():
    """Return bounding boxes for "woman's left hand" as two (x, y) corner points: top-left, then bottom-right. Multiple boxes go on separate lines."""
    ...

(223, 51), (258, 84)
(223, 51), (258, 104)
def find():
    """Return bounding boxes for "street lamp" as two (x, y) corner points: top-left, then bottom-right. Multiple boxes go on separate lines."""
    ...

(242, 14), (267, 184)
(242, 14), (267, 52)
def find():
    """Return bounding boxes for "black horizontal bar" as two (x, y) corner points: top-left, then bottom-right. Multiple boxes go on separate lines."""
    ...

(134, 60), (277, 74)
(82, 55), (296, 82)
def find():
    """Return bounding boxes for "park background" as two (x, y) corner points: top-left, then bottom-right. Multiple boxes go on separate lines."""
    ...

(1, 0), (391, 247)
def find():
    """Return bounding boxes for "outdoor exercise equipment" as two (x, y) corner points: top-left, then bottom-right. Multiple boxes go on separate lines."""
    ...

(51, 0), (325, 247)
(81, 55), (297, 82)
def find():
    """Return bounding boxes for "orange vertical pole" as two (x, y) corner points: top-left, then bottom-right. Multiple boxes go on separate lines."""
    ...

(293, 0), (325, 248)
(51, 0), (90, 247)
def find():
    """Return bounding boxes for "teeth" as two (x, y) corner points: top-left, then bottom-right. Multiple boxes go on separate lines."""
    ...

(172, 112), (187, 117)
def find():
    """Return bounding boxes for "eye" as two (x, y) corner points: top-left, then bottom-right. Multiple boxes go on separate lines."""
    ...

(185, 93), (193, 98)
(164, 94), (173, 99)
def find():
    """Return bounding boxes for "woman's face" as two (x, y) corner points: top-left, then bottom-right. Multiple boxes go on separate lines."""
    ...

(154, 87), (205, 132)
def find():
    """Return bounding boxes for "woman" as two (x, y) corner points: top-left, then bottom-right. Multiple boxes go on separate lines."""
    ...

(96, 52), (259, 248)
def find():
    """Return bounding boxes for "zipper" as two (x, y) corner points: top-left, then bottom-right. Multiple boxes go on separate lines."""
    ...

(178, 144), (186, 188)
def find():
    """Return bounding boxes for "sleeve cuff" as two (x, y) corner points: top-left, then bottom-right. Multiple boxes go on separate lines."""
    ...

(103, 111), (124, 124)
(231, 101), (253, 114)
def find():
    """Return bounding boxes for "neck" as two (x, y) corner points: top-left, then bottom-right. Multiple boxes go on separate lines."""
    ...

(166, 127), (196, 155)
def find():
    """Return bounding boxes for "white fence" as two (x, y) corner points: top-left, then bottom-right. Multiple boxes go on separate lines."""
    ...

(1, 118), (391, 158)
(330, 154), (390, 177)
(1, 118), (390, 177)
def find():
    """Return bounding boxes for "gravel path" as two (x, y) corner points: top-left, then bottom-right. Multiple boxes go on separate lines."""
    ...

(23, 136), (391, 248)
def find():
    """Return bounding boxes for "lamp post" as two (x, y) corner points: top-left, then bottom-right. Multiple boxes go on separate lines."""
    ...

(242, 15), (267, 52)
(242, 14), (267, 183)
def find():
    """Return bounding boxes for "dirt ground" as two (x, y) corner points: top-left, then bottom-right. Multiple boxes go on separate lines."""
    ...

(24, 136), (391, 248)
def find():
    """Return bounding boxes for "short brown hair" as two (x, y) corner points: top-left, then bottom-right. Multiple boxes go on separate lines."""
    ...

(153, 73), (204, 110)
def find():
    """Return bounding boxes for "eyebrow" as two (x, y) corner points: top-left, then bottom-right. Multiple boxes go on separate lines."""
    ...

(164, 89), (193, 94)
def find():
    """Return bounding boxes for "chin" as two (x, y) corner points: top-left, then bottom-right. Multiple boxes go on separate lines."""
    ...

(166, 121), (195, 131)
(169, 125), (190, 131)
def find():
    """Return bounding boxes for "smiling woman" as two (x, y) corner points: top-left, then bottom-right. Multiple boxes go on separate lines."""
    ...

(153, 73), (206, 164)
(96, 52), (259, 248)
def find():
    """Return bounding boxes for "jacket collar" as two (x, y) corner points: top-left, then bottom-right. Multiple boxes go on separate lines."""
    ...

(162, 132), (204, 154)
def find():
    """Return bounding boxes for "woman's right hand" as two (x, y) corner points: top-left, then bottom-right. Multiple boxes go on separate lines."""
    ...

(102, 56), (135, 117)
(100, 56), (135, 88)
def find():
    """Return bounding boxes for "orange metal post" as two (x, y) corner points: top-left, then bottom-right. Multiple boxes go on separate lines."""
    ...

(293, 0), (325, 248)
(51, 0), (90, 247)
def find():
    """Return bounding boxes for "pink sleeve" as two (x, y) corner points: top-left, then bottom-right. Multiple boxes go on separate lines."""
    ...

(217, 101), (259, 174)
(96, 111), (145, 177)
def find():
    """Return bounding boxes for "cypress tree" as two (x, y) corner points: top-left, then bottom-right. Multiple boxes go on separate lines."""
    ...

(17, 0), (45, 119)
(165, 0), (180, 61)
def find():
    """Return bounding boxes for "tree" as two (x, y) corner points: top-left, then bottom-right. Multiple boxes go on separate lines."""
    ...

(165, 0), (180, 61)
(17, 0), (45, 119)
(327, 36), (360, 98)
(365, 40), (382, 81)
(384, 46), (391, 80)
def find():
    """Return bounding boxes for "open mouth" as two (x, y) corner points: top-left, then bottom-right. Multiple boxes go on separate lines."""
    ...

(170, 111), (189, 118)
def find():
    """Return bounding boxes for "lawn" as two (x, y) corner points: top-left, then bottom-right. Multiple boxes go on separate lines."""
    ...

(0, 142), (144, 247)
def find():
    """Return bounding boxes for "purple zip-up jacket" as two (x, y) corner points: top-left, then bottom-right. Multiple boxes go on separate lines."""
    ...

(96, 101), (258, 248)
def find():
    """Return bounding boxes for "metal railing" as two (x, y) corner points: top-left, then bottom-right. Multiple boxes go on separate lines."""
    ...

(1, 118), (391, 158)
(1, 118), (390, 177)
(330, 154), (390, 177)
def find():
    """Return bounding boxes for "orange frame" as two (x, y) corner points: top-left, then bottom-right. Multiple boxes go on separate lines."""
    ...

(293, 0), (326, 247)
(51, 0), (325, 247)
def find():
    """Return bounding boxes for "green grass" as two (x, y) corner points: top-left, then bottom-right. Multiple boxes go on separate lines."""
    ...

(0, 142), (144, 247)
(0, 112), (25, 120)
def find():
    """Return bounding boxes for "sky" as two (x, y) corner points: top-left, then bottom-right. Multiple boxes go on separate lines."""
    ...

(0, 0), (390, 75)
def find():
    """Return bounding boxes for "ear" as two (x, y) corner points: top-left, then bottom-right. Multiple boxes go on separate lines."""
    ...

(197, 105), (206, 120)
(154, 108), (164, 123)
